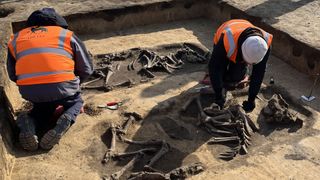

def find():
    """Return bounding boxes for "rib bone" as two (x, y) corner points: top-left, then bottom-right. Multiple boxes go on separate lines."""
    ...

(208, 136), (240, 143)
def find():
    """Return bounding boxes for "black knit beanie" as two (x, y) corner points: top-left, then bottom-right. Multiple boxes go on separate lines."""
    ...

(26, 8), (68, 29)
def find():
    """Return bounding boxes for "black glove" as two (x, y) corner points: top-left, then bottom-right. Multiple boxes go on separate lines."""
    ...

(242, 100), (255, 112)
(215, 97), (225, 110)
(214, 88), (225, 109)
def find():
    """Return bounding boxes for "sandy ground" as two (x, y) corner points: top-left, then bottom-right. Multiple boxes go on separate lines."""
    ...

(0, 0), (164, 22)
(8, 19), (320, 180)
(0, 1), (319, 180)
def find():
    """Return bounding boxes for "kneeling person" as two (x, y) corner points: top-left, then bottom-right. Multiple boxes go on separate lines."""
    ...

(6, 8), (93, 150)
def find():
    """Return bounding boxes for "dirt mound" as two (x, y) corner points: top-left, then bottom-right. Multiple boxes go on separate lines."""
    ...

(84, 103), (103, 116)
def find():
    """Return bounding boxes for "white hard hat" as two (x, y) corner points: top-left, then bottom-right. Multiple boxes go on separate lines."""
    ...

(241, 36), (268, 64)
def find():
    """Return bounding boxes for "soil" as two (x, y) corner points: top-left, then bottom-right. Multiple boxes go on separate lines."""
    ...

(223, 0), (320, 50)
(83, 103), (104, 117)
(1, 5), (320, 180)
(0, 0), (166, 22)
(15, 101), (33, 116)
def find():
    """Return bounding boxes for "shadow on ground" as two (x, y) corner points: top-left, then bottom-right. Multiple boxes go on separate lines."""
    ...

(108, 89), (217, 179)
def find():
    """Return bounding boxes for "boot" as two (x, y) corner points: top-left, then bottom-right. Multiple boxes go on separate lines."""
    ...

(17, 114), (38, 151)
(40, 114), (72, 150)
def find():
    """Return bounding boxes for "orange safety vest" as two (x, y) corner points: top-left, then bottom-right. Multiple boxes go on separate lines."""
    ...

(7, 26), (76, 85)
(213, 19), (273, 63)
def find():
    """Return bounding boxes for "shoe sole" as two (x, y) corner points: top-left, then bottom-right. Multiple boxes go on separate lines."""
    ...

(19, 132), (38, 151)
(40, 130), (62, 150)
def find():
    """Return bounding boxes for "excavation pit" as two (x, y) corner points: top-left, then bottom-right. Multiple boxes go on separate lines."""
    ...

(0, 0), (320, 179)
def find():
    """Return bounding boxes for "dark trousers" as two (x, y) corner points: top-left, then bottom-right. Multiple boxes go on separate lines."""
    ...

(208, 57), (248, 85)
(224, 62), (248, 83)
(29, 92), (83, 136)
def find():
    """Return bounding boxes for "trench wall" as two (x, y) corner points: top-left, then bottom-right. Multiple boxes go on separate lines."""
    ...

(0, 21), (20, 180)
(11, 0), (320, 76)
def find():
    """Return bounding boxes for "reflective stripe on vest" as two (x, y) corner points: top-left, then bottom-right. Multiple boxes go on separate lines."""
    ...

(17, 70), (74, 80)
(8, 26), (76, 85)
(12, 32), (19, 58)
(59, 28), (68, 48)
(14, 29), (73, 60)
(225, 27), (236, 58)
(16, 47), (73, 60)
(224, 21), (252, 59)
(264, 33), (269, 43)
(213, 19), (273, 63)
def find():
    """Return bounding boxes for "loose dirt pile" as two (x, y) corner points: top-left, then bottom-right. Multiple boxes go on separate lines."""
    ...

(84, 102), (104, 117)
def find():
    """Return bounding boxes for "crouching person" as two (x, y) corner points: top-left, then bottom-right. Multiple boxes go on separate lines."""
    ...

(208, 19), (273, 112)
(6, 8), (93, 150)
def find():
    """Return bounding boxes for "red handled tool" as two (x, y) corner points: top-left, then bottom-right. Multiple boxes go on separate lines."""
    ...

(98, 99), (130, 110)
